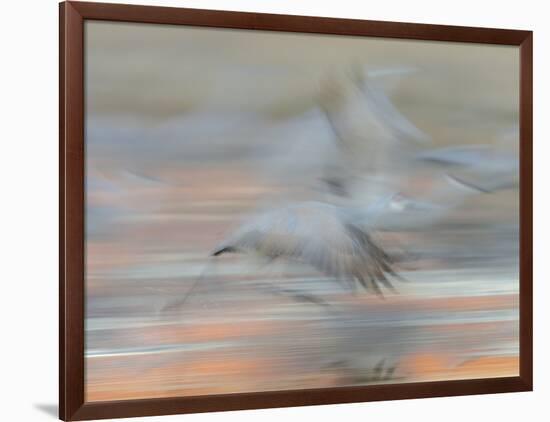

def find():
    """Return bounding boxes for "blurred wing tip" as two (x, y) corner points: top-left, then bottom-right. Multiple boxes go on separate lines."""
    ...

(211, 245), (238, 256)
(445, 173), (491, 194)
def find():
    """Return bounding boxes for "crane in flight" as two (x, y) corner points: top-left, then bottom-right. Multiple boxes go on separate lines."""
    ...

(163, 64), (518, 312)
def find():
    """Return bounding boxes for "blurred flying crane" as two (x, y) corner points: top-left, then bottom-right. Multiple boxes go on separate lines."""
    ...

(208, 66), (518, 295)
(164, 65), (518, 311)
(205, 68), (427, 300)
(160, 67), (418, 313)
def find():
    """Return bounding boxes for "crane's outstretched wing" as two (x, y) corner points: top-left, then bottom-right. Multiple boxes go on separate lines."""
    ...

(416, 144), (519, 193)
(212, 202), (404, 297)
(318, 66), (430, 202)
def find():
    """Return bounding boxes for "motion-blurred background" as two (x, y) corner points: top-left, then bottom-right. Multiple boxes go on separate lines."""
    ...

(84, 21), (519, 402)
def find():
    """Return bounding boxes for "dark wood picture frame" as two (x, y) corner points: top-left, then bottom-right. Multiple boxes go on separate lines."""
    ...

(59, 1), (533, 420)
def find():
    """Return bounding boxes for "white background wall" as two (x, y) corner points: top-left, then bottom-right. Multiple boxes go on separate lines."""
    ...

(0, 0), (546, 420)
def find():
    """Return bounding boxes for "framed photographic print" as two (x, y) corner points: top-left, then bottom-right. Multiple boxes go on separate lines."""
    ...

(59, 1), (533, 420)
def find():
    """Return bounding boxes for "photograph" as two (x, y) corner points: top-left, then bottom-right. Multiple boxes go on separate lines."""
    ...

(84, 19), (521, 402)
